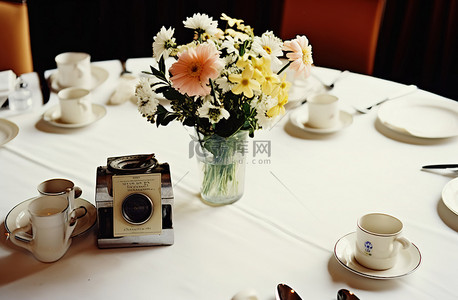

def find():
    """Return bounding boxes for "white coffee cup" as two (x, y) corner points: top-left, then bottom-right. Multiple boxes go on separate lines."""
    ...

(9, 193), (86, 263)
(58, 87), (93, 124)
(55, 52), (91, 89)
(355, 213), (411, 270)
(307, 93), (339, 129)
(37, 178), (82, 211)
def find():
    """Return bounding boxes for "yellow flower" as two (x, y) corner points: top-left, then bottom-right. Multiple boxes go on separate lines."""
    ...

(251, 56), (271, 83)
(228, 66), (260, 98)
(221, 13), (244, 27)
(273, 74), (291, 101)
(237, 23), (254, 36)
(261, 72), (280, 96)
(235, 54), (251, 69)
(176, 41), (198, 54)
(267, 94), (288, 118)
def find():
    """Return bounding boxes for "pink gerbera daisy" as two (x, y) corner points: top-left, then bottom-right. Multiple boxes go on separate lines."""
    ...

(169, 43), (223, 97)
(282, 35), (313, 78)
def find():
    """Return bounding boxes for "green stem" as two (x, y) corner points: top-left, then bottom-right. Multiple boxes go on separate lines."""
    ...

(277, 60), (292, 75)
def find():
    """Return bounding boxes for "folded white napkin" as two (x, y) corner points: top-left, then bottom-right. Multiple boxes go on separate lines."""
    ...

(109, 74), (138, 105)
(0, 70), (16, 93)
(0, 70), (17, 106)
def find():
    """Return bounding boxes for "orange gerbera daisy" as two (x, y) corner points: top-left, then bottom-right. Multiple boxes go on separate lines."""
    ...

(169, 43), (223, 97)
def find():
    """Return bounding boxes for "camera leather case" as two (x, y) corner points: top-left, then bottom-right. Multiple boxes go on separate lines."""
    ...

(96, 154), (174, 248)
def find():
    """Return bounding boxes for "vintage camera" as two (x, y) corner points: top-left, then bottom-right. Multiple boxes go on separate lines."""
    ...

(96, 154), (173, 248)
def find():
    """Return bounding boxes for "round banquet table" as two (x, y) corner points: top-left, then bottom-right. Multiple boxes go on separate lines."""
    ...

(0, 59), (457, 300)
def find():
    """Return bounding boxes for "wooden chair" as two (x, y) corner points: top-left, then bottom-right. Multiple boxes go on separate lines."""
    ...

(280, 0), (386, 75)
(0, 0), (33, 75)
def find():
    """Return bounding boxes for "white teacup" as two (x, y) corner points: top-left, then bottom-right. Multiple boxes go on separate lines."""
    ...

(355, 213), (411, 270)
(307, 93), (339, 129)
(9, 193), (86, 263)
(58, 87), (93, 124)
(55, 52), (91, 89)
(37, 178), (82, 211)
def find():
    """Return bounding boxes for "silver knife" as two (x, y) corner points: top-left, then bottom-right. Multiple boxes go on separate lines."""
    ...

(422, 164), (458, 170)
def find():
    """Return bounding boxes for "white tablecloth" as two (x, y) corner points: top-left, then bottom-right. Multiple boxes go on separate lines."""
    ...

(1, 60), (457, 300)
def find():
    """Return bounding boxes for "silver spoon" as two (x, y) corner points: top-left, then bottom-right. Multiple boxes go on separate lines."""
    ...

(276, 283), (303, 300)
(337, 289), (360, 300)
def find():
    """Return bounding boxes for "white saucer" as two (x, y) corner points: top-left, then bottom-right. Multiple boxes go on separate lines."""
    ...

(5, 197), (97, 238)
(442, 177), (458, 215)
(334, 232), (421, 279)
(49, 65), (109, 92)
(43, 104), (106, 128)
(0, 119), (19, 146)
(290, 105), (353, 134)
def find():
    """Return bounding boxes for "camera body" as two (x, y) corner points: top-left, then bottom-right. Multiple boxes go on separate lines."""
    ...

(96, 154), (173, 248)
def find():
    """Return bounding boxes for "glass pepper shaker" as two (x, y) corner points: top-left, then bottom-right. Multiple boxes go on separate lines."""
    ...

(9, 77), (32, 111)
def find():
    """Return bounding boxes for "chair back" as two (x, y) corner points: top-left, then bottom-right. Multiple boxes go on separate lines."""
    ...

(0, 0), (33, 75)
(280, 0), (386, 75)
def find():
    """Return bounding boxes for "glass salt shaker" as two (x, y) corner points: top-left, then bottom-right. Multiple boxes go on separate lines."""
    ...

(9, 77), (32, 111)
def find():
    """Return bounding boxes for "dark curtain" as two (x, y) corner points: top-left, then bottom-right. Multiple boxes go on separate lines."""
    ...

(374, 0), (457, 100)
(27, 0), (456, 99)
(27, 0), (282, 73)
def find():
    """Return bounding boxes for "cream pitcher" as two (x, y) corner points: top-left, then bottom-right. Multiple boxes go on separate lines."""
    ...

(10, 188), (86, 263)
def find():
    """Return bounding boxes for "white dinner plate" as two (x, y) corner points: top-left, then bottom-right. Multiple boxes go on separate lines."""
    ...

(5, 197), (97, 238)
(442, 177), (458, 215)
(290, 105), (353, 134)
(49, 65), (109, 92)
(377, 96), (458, 138)
(0, 119), (19, 146)
(334, 232), (421, 279)
(43, 104), (106, 128)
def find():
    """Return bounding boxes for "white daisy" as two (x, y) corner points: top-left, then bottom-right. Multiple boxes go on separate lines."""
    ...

(222, 53), (238, 66)
(214, 76), (233, 93)
(152, 26), (176, 60)
(183, 13), (218, 36)
(221, 36), (238, 54)
(136, 78), (159, 116)
(252, 31), (283, 68)
(197, 100), (230, 124)
(251, 95), (277, 129)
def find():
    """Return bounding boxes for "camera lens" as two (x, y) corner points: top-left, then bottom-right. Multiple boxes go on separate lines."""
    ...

(121, 193), (153, 225)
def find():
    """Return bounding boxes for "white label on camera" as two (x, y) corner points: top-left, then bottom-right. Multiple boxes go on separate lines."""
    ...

(112, 173), (162, 237)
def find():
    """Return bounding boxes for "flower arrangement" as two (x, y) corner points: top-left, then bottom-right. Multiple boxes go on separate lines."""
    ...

(135, 13), (313, 205)
(136, 12), (313, 139)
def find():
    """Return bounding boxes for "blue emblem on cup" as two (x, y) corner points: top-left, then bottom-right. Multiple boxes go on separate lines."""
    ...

(364, 241), (373, 255)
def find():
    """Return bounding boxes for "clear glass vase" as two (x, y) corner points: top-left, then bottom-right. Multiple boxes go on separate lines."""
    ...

(191, 130), (248, 206)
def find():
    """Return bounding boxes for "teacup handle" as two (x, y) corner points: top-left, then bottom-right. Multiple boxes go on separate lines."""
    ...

(65, 209), (80, 241)
(77, 99), (91, 112)
(74, 186), (82, 198)
(70, 206), (87, 225)
(395, 236), (411, 249)
(10, 223), (33, 252)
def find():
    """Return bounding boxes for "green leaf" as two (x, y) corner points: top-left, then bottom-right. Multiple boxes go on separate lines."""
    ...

(155, 86), (170, 95)
(156, 104), (168, 115)
(149, 65), (167, 82)
(154, 104), (179, 126)
(160, 113), (178, 126)
(158, 56), (166, 74)
(163, 88), (185, 101)
(215, 114), (244, 138)
(155, 104), (168, 127)
(183, 117), (196, 127)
